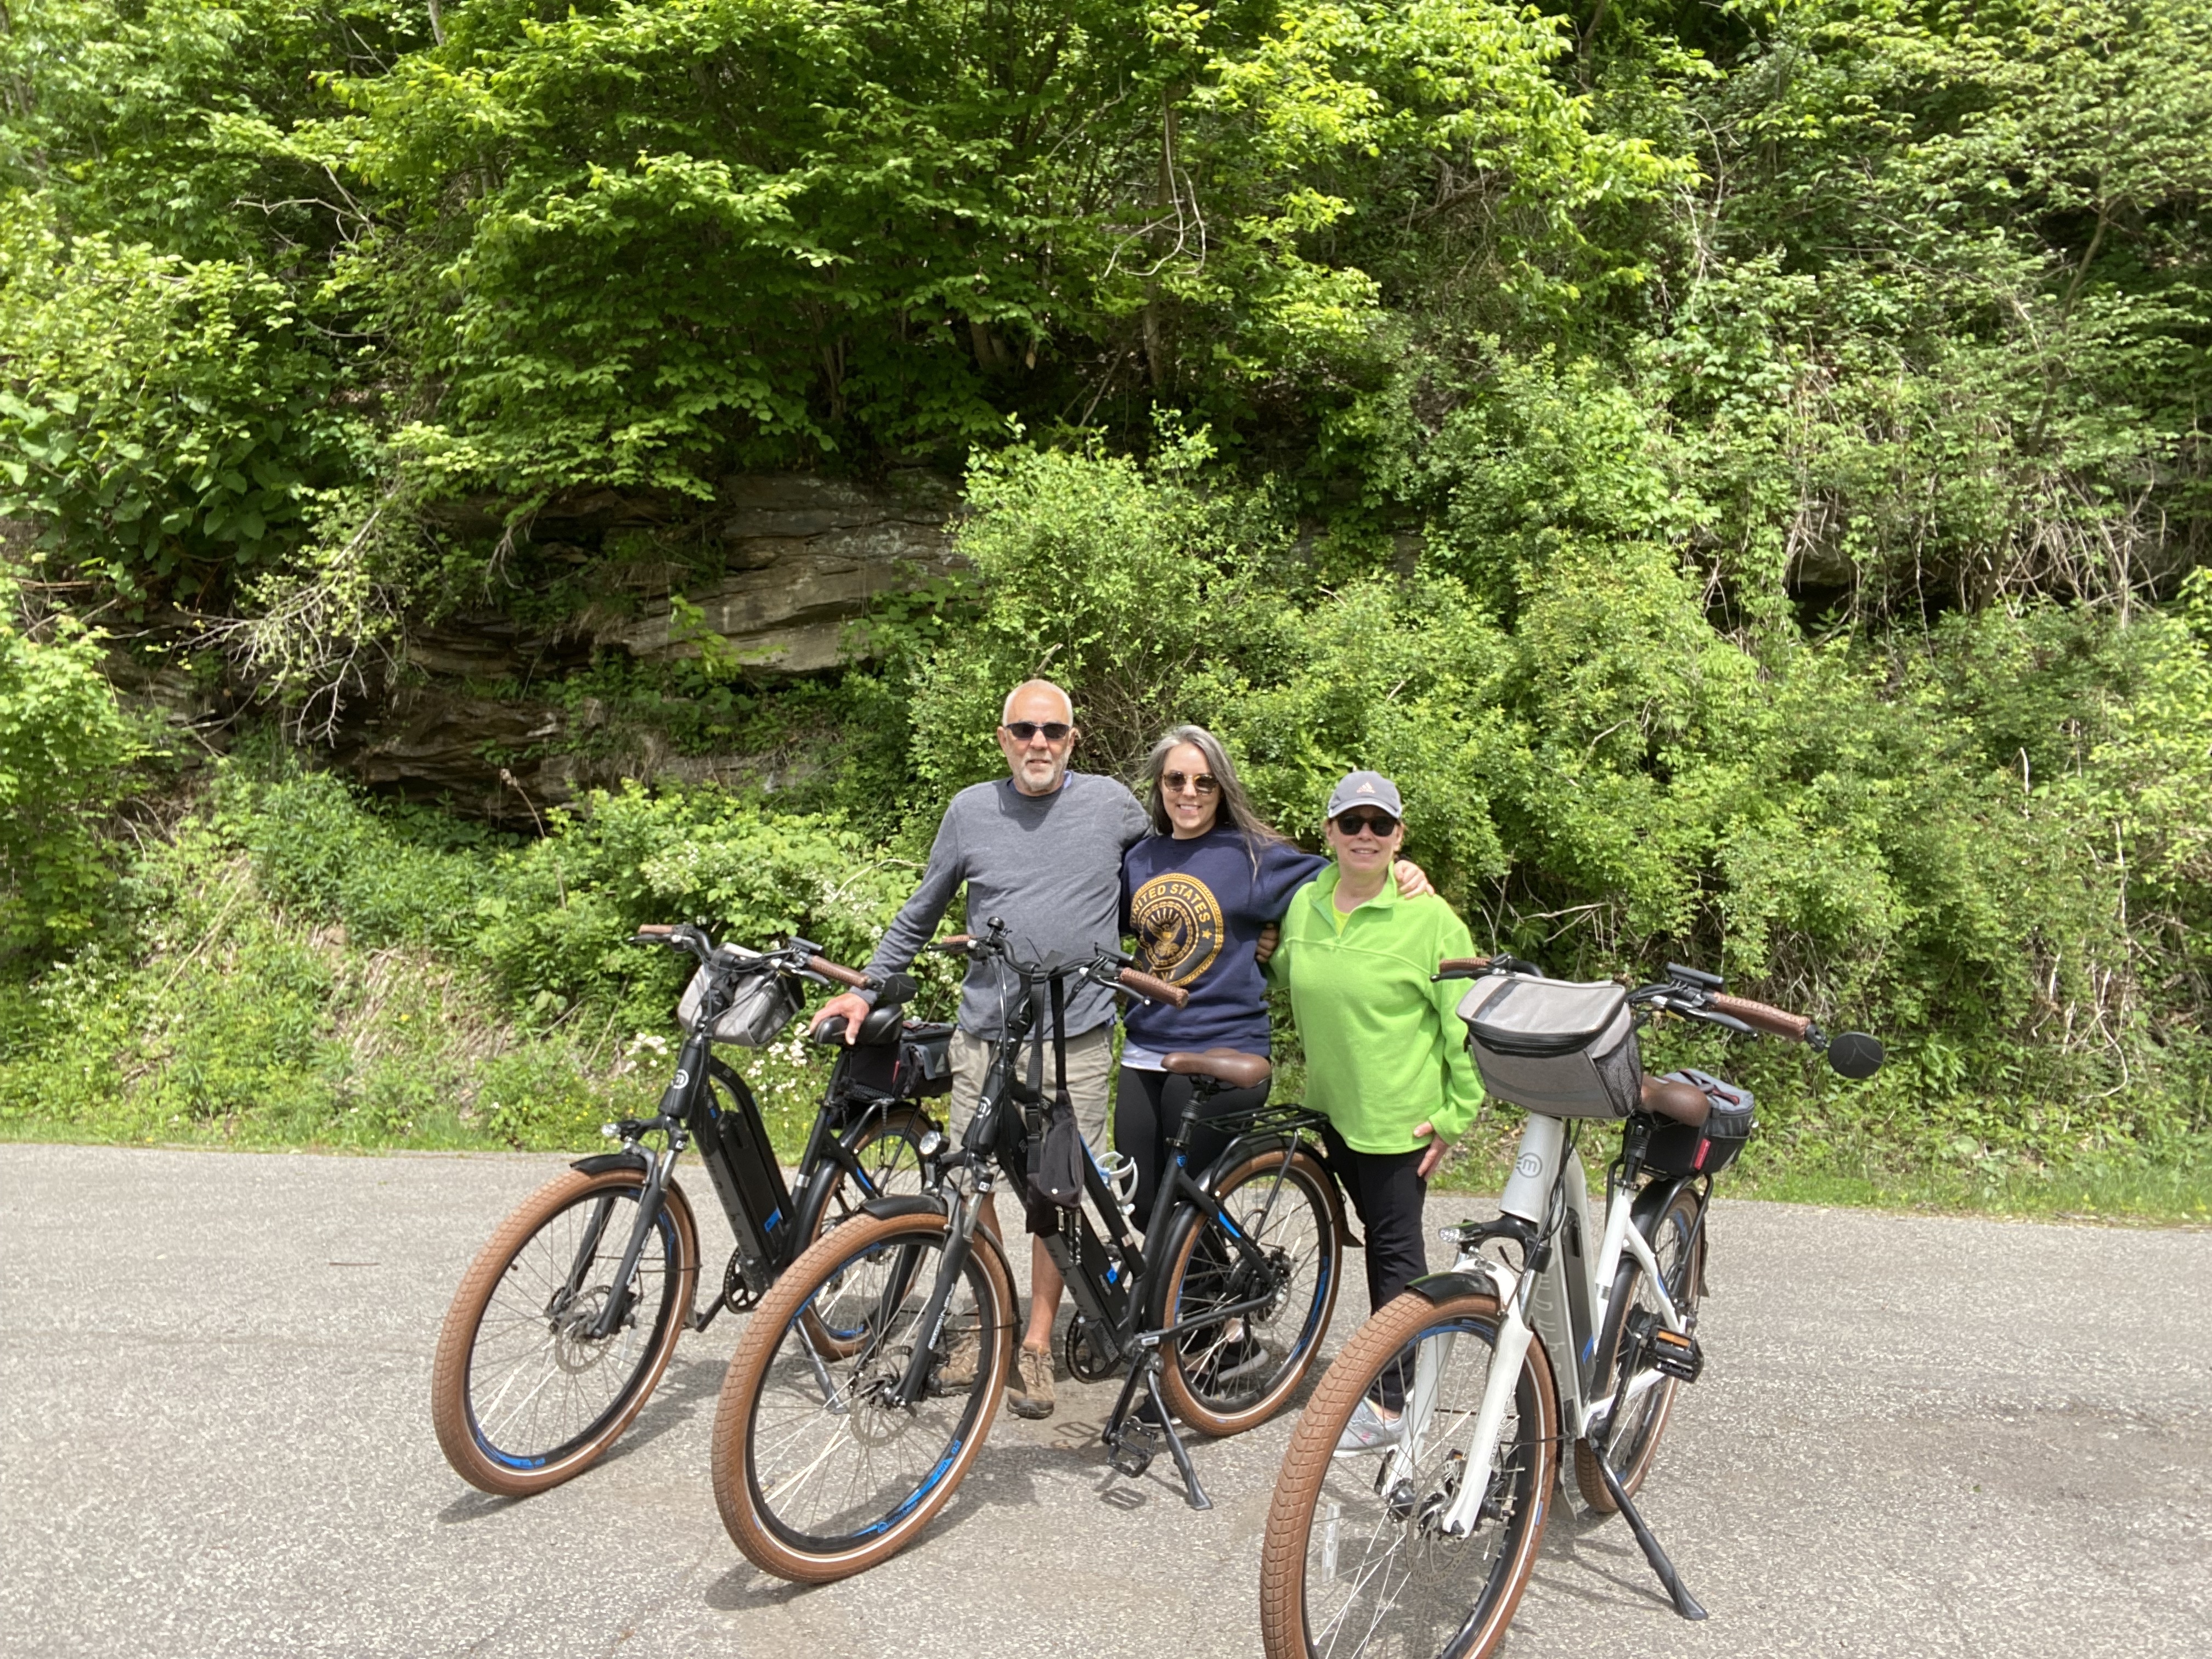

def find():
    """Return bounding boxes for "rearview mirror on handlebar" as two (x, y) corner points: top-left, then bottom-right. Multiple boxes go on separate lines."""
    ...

(1826, 1031), (1884, 1080)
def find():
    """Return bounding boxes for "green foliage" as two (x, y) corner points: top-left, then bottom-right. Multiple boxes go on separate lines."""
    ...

(3, 0), (2211, 1214)
(0, 207), (358, 604)
(0, 572), (143, 955)
(0, 755), (957, 1150)
(912, 446), (2212, 1182)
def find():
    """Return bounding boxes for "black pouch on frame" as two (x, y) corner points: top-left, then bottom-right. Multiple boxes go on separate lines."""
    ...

(1024, 974), (1086, 1235)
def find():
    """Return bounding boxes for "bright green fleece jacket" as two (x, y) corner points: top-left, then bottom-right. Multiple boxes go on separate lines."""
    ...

(1265, 863), (1484, 1155)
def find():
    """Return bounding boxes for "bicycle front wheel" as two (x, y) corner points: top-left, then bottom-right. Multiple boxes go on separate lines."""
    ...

(1155, 1144), (1344, 1436)
(431, 1165), (698, 1497)
(1259, 1288), (1559, 1659)
(1574, 1182), (1704, 1513)
(711, 1207), (1015, 1582)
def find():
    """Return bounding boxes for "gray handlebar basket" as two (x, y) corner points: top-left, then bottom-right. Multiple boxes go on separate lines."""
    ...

(677, 952), (802, 1047)
(1456, 974), (1641, 1118)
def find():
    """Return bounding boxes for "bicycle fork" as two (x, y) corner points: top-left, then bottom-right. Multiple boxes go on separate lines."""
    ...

(890, 1178), (989, 1408)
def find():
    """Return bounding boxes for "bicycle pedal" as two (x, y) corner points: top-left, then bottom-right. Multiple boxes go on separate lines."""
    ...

(1107, 1439), (1156, 1479)
(1650, 1327), (1703, 1382)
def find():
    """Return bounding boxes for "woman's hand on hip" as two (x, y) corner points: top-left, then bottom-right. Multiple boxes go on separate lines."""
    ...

(1254, 922), (1281, 966)
(1414, 1121), (1447, 1180)
(1392, 859), (1432, 900)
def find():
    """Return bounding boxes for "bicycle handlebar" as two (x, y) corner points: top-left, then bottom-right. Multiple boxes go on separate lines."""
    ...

(1434, 956), (1494, 979)
(1706, 993), (1812, 1042)
(806, 955), (873, 990)
(1114, 966), (1189, 1008)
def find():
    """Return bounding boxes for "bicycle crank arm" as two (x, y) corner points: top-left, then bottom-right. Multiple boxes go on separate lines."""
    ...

(1592, 1454), (1707, 1621)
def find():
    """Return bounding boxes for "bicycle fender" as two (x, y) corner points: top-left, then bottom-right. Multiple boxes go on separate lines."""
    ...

(1406, 1266), (1511, 1305)
(571, 1150), (650, 1178)
(860, 1193), (950, 1223)
(1634, 1175), (1711, 1300)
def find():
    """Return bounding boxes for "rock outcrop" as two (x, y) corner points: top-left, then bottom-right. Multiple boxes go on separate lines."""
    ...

(330, 471), (958, 819)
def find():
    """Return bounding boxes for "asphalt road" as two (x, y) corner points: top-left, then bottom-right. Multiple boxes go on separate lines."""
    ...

(2, 1143), (2207, 1658)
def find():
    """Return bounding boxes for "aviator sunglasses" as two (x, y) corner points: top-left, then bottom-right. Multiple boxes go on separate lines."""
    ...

(1161, 770), (1220, 795)
(1003, 720), (1073, 742)
(1332, 809), (1400, 837)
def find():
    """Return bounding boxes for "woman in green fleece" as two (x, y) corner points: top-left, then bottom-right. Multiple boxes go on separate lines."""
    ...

(1265, 769), (1483, 1453)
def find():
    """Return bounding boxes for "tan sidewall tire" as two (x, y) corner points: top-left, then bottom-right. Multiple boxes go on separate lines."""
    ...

(430, 1167), (698, 1498)
(1156, 1148), (1344, 1437)
(709, 1210), (1015, 1583)
(1258, 1289), (1559, 1659)
(1573, 1187), (1703, 1514)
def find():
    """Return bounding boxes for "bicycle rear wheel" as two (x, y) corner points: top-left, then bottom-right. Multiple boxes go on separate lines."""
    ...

(431, 1165), (698, 1497)
(1155, 1145), (1343, 1436)
(1575, 1182), (1703, 1513)
(712, 1207), (1015, 1582)
(1259, 1288), (1558, 1659)
(802, 1108), (933, 1358)
(809, 1107), (933, 1244)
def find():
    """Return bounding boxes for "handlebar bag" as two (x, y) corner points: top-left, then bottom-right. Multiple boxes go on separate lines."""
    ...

(679, 956), (800, 1047)
(1455, 974), (1640, 1118)
(1643, 1069), (1756, 1176)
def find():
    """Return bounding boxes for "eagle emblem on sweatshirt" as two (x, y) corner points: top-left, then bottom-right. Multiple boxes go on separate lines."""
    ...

(1131, 873), (1224, 987)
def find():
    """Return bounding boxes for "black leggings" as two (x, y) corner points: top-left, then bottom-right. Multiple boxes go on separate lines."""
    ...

(1320, 1121), (1431, 1410)
(1112, 1067), (1271, 1230)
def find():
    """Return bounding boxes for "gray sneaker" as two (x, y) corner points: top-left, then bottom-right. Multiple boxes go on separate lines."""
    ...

(1008, 1345), (1056, 1419)
(1333, 1398), (1403, 1457)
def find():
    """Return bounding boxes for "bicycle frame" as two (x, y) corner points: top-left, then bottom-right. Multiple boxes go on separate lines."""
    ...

(1392, 1111), (1692, 1539)
(573, 940), (939, 1342)
(886, 939), (1323, 1507)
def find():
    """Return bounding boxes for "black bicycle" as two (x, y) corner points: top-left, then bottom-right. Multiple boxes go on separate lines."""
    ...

(708, 919), (1347, 1581)
(431, 923), (949, 1497)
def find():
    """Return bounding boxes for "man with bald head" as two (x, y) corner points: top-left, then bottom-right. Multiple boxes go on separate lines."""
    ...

(811, 679), (1148, 1420)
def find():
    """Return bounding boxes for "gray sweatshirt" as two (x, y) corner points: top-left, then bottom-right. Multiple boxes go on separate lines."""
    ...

(863, 772), (1150, 1039)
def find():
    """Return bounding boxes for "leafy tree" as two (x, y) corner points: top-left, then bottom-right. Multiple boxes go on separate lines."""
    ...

(0, 572), (142, 955)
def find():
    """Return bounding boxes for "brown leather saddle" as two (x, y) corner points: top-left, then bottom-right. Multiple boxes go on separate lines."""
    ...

(1161, 1048), (1272, 1091)
(1639, 1073), (1712, 1128)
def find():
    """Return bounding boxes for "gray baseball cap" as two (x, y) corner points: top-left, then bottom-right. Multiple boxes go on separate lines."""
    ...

(1326, 770), (1403, 822)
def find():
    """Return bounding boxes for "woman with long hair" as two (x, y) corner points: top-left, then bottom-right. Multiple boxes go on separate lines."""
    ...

(1117, 727), (1427, 1228)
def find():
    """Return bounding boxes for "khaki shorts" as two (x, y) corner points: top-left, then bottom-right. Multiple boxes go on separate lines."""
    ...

(949, 1025), (1112, 1153)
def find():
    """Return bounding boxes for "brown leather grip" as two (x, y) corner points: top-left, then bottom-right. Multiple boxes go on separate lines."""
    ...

(806, 955), (872, 990)
(1710, 993), (1812, 1041)
(936, 934), (975, 953)
(633, 924), (675, 938)
(1436, 956), (1493, 977)
(1116, 967), (1190, 1009)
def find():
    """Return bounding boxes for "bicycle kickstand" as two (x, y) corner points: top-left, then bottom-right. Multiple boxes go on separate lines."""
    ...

(1590, 1451), (1706, 1621)
(1101, 1347), (1212, 1512)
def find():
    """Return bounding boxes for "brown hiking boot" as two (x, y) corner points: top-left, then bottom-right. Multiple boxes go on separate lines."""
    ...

(939, 1326), (981, 1389)
(1008, 1345), (1056, 1419)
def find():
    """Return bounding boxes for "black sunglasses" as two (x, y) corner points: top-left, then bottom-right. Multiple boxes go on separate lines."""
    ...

(1333, 809), (1400, 837)
(1003, 721), (1073, 743)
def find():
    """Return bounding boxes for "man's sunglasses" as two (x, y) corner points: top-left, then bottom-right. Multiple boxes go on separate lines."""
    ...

(1003, 721), (1073, 743)
(1333, 809), (1400, 837)
(1161, 770), (1219, 795)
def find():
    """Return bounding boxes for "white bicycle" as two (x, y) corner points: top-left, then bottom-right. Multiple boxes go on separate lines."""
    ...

(1259, 957), (1884, 1659)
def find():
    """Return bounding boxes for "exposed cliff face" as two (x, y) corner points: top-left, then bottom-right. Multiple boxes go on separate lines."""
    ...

(336, 471), (959, 817)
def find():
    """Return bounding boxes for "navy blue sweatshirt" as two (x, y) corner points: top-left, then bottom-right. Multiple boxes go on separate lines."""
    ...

(1120, 827), (1326, 1057)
